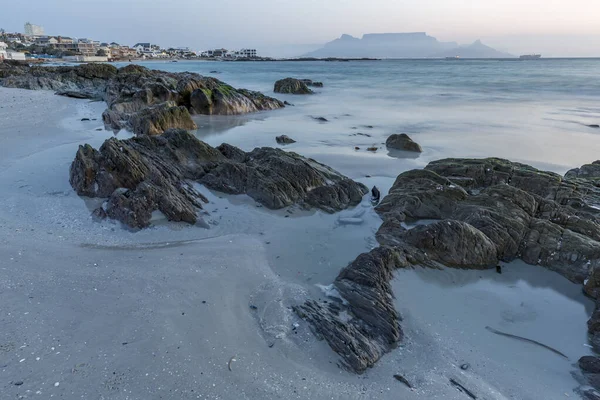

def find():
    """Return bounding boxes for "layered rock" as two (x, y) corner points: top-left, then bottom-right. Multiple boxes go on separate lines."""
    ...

(70, 129), (368, 228)
(1, 63), (285, 135)
(385, 133), (422, 153)
(274, 78), (313, 94)
(296, 157), (600, 373)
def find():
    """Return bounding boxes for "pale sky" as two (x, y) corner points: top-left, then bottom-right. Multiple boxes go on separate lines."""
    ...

(1, 0), (600, 56)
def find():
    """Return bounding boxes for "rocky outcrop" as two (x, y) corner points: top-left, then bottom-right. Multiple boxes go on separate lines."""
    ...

(274, 78), (313, 94)
(296, 157), (600, 373)
(1, 63), (285, 135)
(70, 129), (368, 228)
(385, 133), (422, 152)
(276, 135), (296, 144)
(2, 63), (117, 99)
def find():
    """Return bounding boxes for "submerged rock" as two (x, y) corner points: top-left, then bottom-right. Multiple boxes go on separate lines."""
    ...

(70, 129), (367, 228)
(1, 64), (284, 135)
(275, 135), (296, 144)
(297, 157), (600, 373)
(300, 79), (324, 88)
(274, 78), (313, 94)
(385, 133), (422, 153)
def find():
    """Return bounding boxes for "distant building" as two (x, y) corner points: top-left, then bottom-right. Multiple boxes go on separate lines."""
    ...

(53, 39), (97, 56)
(24, 22), (44, 36)
(201, 48), (257, 59)
(133, 43), (152, 53)
(239, 48), (257, 58)
(35, 36), (58, 46)
(57, 36), (74, 44)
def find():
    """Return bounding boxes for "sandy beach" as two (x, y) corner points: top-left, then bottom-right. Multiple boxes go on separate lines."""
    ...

(0, 84), (596, 400)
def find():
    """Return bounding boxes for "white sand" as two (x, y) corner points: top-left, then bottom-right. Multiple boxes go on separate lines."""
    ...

(0, 87), (593, 399)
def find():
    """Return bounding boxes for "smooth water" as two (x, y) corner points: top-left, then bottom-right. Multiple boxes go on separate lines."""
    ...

(124, 59), (600, 180)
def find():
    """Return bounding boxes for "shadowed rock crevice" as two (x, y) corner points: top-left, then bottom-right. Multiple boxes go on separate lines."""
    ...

(69, 129), (368, 228)
(296, 157), (600, 374)
(1, 63), (284, 135)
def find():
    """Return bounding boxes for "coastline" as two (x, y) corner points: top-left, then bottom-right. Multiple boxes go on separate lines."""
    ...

(1, 56), (600, 399)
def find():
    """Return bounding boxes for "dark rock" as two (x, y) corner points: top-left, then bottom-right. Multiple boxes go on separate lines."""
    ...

(283, 101), (294, 106)
(297, 157), (600, 373)
(371, 186), (381, 202)
(81, 118), (90, 121)
(70, 129), (367, 228)
(275, 135), (296, 144)
(313, 116), (328, 122)
(294, 246), (406, 372)
(583, 389), (600, 400)
(13, 381), (23, 386)
(274, 78), (313, 94)
(580, 356), (600, 373)
(460, 363), (470, 370)
(386, 133), (423, 153)
(300, 79), (324, 88)
(589, 124), (600, 128)
(58, 90), (101, 100)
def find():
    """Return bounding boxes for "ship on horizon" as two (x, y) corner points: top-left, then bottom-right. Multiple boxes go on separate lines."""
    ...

(519, 54), (542, 60)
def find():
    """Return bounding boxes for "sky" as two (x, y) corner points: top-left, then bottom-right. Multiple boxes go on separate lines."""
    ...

(1, 0), (600, 56)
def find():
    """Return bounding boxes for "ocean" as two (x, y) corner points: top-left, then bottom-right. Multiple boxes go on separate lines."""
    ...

(124, 58), (600, 183)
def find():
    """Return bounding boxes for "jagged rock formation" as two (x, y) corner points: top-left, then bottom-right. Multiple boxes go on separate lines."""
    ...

(385, 133), (422, 152)
(274, 78), (313, 94)
(0, 63), (284, 135)
(69, 129), (368, 228)
(296, 157), (600, 373)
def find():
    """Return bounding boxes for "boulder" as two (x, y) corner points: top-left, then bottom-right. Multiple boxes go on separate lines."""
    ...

(274, 78), (313, 94)
(275, 135), (296, 144)
(70, 129), (368, 228)
(385, 133), (422, 153)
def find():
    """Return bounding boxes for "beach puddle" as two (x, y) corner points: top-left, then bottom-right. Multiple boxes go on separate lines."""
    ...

(385, 260), (594, 399)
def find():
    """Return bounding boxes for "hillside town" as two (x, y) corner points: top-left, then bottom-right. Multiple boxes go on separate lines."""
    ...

(0, 22), (261, 62)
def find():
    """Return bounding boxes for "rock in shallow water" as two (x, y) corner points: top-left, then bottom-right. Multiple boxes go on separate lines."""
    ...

(385, 133), (422, 153)
(275, 135), (296, 144)
(69, 129), (367, 228)
(274, 78), (313, 94)
(296, 157), (600, 373)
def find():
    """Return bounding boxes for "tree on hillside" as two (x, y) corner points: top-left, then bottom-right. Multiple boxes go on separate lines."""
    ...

(96, 49), (108, 57)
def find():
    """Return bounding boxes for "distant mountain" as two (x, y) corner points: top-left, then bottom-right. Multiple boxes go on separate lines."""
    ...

(430, 40), (514, 58)
(303, 32), (458, 58)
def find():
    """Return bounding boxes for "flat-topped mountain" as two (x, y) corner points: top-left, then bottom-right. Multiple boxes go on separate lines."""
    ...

(304, 33), (512, 59)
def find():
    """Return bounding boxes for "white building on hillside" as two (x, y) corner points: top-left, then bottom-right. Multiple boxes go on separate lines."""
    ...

(239, 48), (257, 58)
(24, 22), (44, 36)
(0, 41), (7, 60)
(1, 42), (27, 61)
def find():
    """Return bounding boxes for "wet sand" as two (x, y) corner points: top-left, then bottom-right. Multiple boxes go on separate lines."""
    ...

(0, 87), (595, 399)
